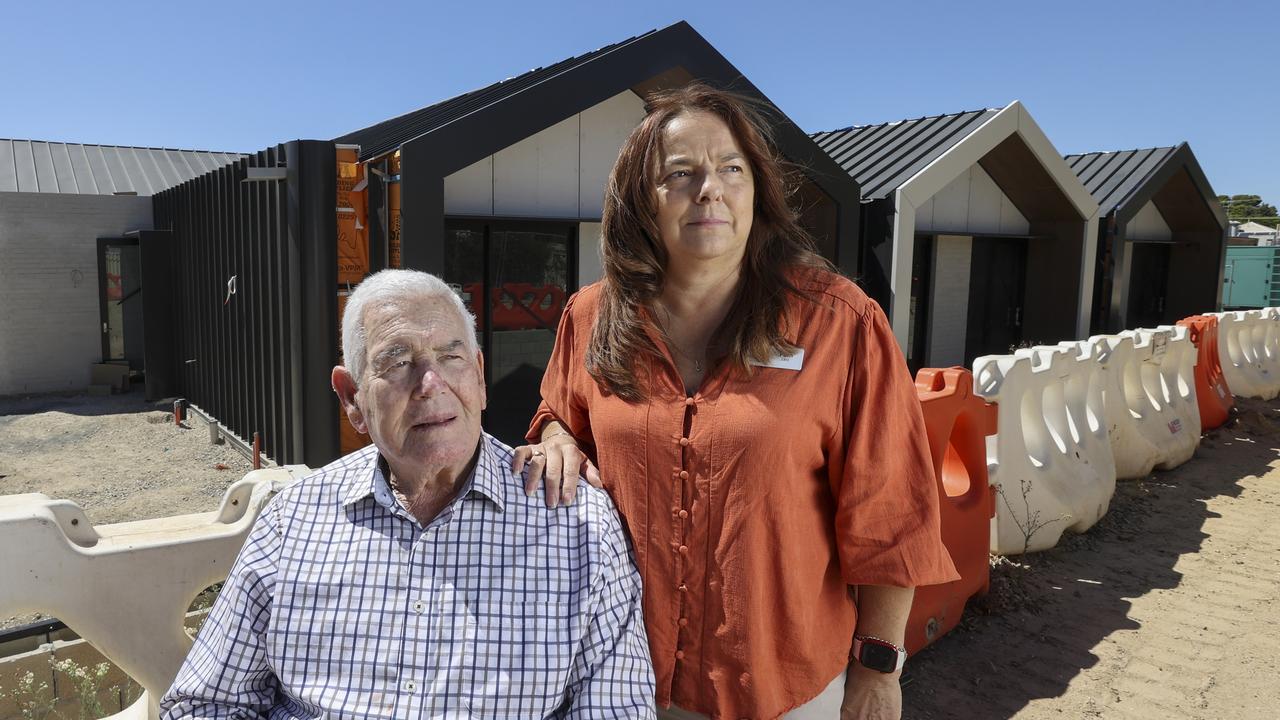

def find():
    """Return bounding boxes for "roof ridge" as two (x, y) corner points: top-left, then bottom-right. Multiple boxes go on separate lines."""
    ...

(334, 26), (661, 150)
(1064, 145), (1177, 159)
(0, 138), (247, 156)
(812, 107), (1001, 135)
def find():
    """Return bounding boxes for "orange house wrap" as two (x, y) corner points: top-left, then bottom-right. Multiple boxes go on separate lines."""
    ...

(337, 146), (369, 284)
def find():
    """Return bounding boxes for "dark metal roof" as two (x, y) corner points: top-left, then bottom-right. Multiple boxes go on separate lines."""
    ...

(1064, 146), (1179, 215)
(810, 109), (1000, 200)
(336, 29), (657, 161)
(0, 139), (244, 195)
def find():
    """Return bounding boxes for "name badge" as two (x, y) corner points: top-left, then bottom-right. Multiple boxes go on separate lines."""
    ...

(751, 348), (804, 371)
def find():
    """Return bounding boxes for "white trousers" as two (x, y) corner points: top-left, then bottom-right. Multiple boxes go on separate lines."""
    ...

(655, 671), (846, 720)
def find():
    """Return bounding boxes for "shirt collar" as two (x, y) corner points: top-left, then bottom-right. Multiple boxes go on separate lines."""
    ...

(338, 433), (506, 513)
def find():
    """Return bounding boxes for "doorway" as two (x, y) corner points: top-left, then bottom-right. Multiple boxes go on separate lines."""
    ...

(96, 237), (145, 371)
(966, 237), (1027, 363)
(444, 220), (577, 445)
(1126, 242), (1172, 328)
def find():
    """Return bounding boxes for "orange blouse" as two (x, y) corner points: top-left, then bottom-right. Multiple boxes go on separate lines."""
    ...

(529, 269), (958, 720)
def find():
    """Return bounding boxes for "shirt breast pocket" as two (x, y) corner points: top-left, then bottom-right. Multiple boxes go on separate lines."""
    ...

(465, 598), (579, 718)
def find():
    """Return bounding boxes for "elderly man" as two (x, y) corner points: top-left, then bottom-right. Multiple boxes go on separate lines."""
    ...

(162, 269), (655, 719)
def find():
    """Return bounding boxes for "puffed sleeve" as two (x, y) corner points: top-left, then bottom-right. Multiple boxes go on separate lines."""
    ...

(526, 291), (597, 455)
(830, 303), (959, 588)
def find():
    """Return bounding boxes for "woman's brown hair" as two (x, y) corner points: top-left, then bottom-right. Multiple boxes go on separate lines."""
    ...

(587, 83), (832, 401)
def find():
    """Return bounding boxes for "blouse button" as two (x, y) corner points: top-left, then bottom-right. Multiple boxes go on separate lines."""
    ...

(678, 509), (689, 519)
(678, 584), (688, 593)
(679, 437), (690, 447)
(679, 471), (689, 480)
(675, 650), (686, 660)
(679, 618), (689, 627)
(684, 397), (695, 406)
(678, 545), (689, 554)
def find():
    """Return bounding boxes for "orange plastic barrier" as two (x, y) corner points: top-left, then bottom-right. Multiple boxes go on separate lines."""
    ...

(904, 367), (998, 655)
(463, 282), (567, 331)
(1177, 314), (1234, 430)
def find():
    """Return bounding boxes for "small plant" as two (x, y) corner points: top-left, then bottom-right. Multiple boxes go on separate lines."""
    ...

(996, 478), (1073, 555)
(112, 679), (143, 712)
(50, 658), (111, 720)
(3, 670), (56, 720)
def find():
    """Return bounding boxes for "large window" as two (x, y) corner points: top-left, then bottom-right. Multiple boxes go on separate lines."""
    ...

(444, 220), (576, 445)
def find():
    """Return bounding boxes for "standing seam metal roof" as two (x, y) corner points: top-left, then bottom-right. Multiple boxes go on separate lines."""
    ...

(1063, 146), (1179, 215)
(810, 109), (1000, 200)
(335, 28), (658, 162)
(0, 139), (245, 196)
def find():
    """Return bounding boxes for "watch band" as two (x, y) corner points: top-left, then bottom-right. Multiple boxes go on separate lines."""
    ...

(852, 634), (907, 673)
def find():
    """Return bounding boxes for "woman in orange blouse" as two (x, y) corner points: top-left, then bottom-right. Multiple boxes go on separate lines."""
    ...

(514, 84), (957, 720)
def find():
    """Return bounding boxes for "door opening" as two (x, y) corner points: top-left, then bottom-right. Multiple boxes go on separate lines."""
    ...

(1126, 242), (1172, 328)
(966, 236), (1027, 364)
(443, 220), (576, 446)
(97, 237), (145, 372)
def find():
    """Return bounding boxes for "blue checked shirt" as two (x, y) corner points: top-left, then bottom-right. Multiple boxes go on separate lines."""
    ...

(161, 433), (656, 719)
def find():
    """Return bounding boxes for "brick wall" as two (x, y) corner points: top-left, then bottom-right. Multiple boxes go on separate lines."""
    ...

(0, 192), (153, 395)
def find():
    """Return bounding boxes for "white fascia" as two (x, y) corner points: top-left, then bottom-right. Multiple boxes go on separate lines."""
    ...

(887, 101), (1102, 345)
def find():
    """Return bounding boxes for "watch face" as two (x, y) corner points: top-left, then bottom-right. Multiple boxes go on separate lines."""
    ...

(860, 641), (901, 672)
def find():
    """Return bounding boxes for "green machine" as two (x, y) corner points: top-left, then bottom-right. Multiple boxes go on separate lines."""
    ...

(1223, 246), (1280, 309)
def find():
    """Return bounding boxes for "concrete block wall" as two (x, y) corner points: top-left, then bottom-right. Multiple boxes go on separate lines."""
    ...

(0, 192), (153, 395)
(490, 329), (557, 385)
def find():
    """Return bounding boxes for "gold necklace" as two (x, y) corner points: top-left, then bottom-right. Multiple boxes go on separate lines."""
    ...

(654, 301), (707, 374)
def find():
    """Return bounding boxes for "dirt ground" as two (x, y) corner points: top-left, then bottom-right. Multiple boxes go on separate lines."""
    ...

(903, 397), (1280, 719)
(2, 391), (1278, 717)
(0, 391), (251, 630)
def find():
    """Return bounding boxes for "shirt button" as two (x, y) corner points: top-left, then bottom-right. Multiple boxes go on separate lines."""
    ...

(675, 650), (686, 660)
(679, 471), (690, 480)
(679, 437), (690, 447)
(401, 679), (417, 692)
(678, 584), (688, 593)
(679, 618), (689, 627)
(684, 397), (695, 406)
(679, 509), (689, 519)
(412, 600), (426, 614)
(678, 545), (689, 554)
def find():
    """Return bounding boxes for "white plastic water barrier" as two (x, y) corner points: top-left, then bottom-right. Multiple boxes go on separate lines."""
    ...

(0, 466), (307, 720)
(1211, 309), (1280, 400)
(1092, 327), (1201, 479)
(973, 344), (1117, 555)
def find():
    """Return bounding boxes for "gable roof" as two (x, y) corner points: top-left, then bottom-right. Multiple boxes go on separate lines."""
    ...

(333, 21), (855, 199)
(810, 109), (999, 200)
(336, 30), (655, 162)
(0, 139), (244, 196)
(1064, 146), (1178, 214)
(1065, 143), (1226, 228)
(1234, 221), (1277, 234)
(335, 20), (862, 273)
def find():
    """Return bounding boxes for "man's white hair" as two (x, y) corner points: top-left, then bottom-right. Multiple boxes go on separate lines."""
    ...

(341, 269), (478, 382)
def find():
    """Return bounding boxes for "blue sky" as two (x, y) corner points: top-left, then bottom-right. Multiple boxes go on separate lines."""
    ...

(6, 0), (1276, 206)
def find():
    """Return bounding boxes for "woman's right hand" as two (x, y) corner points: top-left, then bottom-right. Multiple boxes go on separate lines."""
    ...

(512, 426), (602, 509)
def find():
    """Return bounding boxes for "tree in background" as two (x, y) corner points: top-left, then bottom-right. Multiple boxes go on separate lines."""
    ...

(1217, 194), (1279, 228)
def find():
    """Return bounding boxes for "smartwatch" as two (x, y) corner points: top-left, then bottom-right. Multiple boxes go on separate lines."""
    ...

(852, 634), (907, 673)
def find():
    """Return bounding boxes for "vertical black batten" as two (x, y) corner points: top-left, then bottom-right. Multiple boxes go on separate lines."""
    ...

(285, 140), (340, 466)
(367, 159), (388, 273)
(398, 141), (446, 275)
(138, 230), (177, 401)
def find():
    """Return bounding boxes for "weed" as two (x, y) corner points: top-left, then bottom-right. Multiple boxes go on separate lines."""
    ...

(996, 478), (1073, 555)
